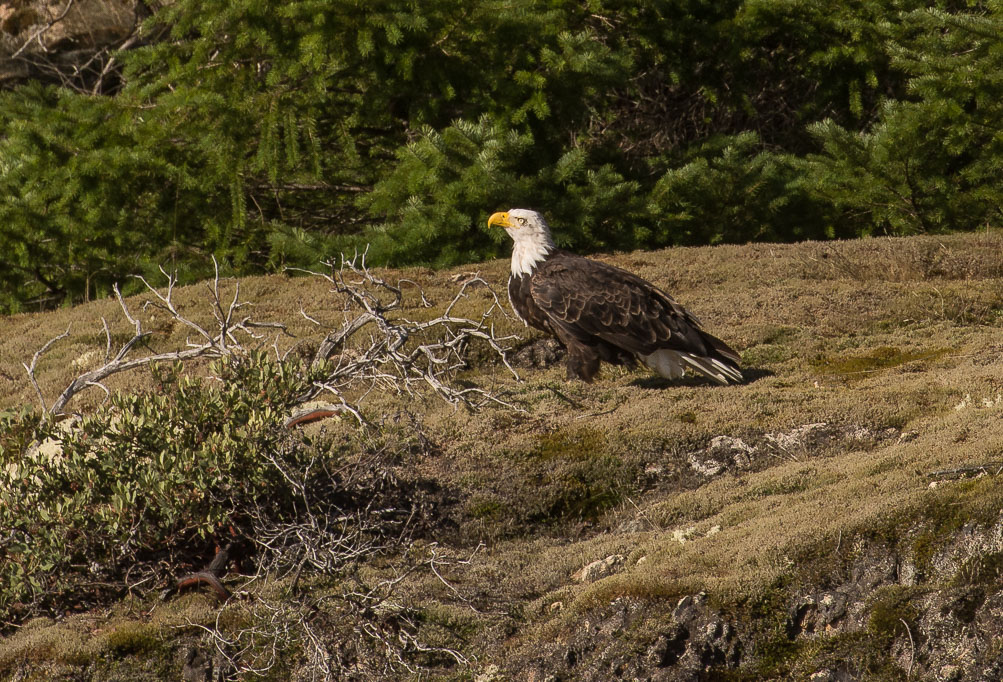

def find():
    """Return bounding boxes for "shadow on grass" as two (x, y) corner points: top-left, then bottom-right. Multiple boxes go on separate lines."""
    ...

(630, 367), (774, 389)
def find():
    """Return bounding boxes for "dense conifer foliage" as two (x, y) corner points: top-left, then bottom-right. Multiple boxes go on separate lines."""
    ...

(1, 0), (1000, 311)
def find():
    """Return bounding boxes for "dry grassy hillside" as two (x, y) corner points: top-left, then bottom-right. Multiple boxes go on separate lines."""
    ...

(4, 232), (1003, 680)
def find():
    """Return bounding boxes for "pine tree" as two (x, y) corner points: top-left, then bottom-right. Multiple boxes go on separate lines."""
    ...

(803, 5), (1003, 235)
(0, 85), (223, 311)
(5, 0), (1003, 312)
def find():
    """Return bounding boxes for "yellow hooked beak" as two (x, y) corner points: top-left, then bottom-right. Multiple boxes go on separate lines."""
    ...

(487, 211), (513, 229)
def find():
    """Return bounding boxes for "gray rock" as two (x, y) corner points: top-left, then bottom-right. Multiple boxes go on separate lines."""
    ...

(573, 554), (625, 583)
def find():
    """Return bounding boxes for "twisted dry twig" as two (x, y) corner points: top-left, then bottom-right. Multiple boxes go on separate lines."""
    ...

(292, 250), (523, 415)
(25, 257), (280, 417)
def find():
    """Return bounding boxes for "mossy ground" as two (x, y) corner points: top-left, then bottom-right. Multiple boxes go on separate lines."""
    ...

(4, 231), (1003, 678)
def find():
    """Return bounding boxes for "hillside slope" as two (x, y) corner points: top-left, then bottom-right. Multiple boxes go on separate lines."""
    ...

(4, 232), (1003, 680)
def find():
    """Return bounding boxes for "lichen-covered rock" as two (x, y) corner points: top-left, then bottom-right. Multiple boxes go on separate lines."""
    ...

(687, 435), (756, 476)
(515, 593), (747, 681)
(572, 554), (625, 583)
(685, 423), (901, 478)
(511, 337), (565, 369)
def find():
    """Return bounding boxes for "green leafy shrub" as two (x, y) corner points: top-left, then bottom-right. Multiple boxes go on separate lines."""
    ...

(0, 352), (417, 622)
(0, 355), (299, 616)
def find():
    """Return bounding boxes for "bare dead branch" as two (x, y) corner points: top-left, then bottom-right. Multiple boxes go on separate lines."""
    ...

(29, 250), (520, 421)
(294, 255), (522, 414)
(11, 0), (78, 59)
(23, 325), (71, 413)
(900, 617), (915, 679)
(89, 32), (141, 95)
(928, 461), (1003, 480)
(100, 317), (112, 364)
(27, 265), (273, 416)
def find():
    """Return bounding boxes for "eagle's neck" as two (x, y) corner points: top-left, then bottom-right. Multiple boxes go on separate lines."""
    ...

(510, 232), (555, 277)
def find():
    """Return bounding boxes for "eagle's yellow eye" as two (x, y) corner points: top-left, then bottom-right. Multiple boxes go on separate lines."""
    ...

(517, 217), (526, 225)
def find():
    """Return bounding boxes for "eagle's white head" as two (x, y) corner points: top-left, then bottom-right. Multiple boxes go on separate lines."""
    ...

(488, 208), (556, 276)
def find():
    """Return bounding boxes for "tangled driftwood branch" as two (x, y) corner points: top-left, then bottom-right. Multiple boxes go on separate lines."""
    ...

(10, 0), (79, 60)
(294, 250), (522, 417)
(25, 258), (281, 417)
(29, 253), (520, 420)
(173, 433), (474, 679)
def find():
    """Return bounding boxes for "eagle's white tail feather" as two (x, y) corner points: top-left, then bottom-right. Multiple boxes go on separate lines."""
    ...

(679, 353), (743, 385)
(641, 349), (685, 380)
(643, 349), (742, 385)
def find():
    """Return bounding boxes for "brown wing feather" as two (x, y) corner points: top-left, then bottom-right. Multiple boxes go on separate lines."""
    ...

(509, 273), (553, 332)
(530, 251), (736, 363)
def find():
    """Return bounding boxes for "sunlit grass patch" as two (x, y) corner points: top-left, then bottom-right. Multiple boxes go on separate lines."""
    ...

(811, 345), (951, 381)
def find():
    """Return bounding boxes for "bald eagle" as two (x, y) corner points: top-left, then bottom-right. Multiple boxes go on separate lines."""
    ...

(488, 209), (742, 384)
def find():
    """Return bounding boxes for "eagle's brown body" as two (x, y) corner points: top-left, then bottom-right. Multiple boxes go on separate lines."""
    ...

(490, 209), (742, 384)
